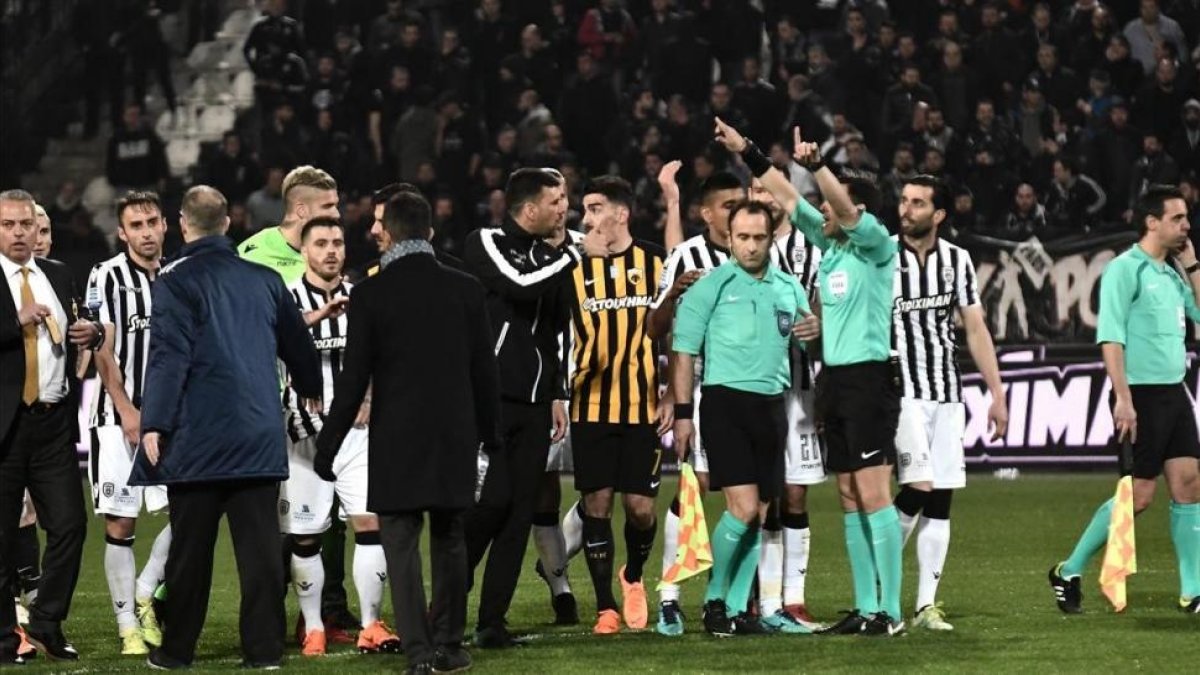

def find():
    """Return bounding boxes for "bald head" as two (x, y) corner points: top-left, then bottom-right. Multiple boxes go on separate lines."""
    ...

(181, 185), (229, 241)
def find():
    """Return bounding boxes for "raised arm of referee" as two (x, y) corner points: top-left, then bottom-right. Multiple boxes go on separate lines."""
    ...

(460, 168), (609, 648)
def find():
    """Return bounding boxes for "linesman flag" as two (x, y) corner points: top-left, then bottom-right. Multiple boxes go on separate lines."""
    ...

(658, 463), (712, 588)
(1099, 439), (1137, 612)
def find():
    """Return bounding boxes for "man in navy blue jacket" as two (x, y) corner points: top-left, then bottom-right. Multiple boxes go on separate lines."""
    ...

(129, 185), (321, 669)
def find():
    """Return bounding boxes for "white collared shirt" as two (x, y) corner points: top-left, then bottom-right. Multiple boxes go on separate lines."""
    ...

(1, 253), (69, 403)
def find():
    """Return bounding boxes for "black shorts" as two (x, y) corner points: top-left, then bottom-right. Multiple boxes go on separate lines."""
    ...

(572, 422), (663, 497)
(698, 386), (787, 500)
(1120, 384), (1200, 480)
(816, 360), (901, 474)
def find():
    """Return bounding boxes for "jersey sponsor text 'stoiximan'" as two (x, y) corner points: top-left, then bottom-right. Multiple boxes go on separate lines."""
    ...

(86, 253), (155, 427)
(570, 241), (665, 424)
(284, 277), (352, 440)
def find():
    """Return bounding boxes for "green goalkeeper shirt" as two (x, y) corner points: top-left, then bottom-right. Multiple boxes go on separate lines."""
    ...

(238, 226), (305, 284)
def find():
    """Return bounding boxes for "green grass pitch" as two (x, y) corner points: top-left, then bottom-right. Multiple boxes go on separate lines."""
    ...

(17, 474), (1197, 673)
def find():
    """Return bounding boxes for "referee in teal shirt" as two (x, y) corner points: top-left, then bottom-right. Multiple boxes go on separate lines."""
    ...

(671, 200), (819, 636)
(1050, 185), (1200, 615)
(713, 118), (906, 636)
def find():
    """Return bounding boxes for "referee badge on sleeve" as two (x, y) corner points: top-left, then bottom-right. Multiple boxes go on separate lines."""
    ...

(776, 309), (792, 337)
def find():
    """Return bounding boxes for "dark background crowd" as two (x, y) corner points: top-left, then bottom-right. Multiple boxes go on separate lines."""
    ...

(5, 0), (1200, 280)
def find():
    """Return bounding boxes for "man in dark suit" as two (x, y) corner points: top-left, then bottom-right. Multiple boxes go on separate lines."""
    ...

(0, 189), (103, 664)
(128, 186), (321, 669)
(315, 191), (501, 675)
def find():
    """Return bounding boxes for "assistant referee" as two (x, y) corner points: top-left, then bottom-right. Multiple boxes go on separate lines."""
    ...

(671, 200), (818, 637)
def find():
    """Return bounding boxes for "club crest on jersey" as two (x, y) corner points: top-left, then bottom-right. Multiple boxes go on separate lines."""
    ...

(626, 267), (644, 286)
(942, 267), (954, 285)
(792, 247), (806, 267)
(776, 309), (792, 337)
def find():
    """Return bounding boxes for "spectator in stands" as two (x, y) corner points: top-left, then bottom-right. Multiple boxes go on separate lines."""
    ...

(367, 0), (410, 55)
(949, 186), (986, 237)
(515, 24), (560, 106)
(1044, 156), (1107, 231)
(384, 15), (433, 88)
(834, 7), (884, 142)
(243, 0), (308, 112)
(306, 53), (346, 125)
(733, 56), (780, 148)
(881, 64), (938, 149)
(921, 145), (950, 182)
(558, 51), (618, 176)
(1070, 5), (1114, 77)
(246, 167), (286, 232)
(1134, 58), (1189, 141)
(963, 99), (1018, 215)
(881, 143), (919, 221)
(435, 26), (472, 95)
(930, 41), (979, 133)
(997, 182), (1049, 241)
(106, 103), (168, 193)
(780, 75), (832, 147)
(226, 202), (251, 243)
(369, 65), (413, 169)
(432, 193), (468, 258)
(924, 9), (969, 81)
(641, 0), (686, 94)
(73, 0), (125, 139)
(806, 43), (846, 114)
(205, 132), (261, 205)
(45, 181), (83, 232)
(1015, 77), (1054, 159)
(1033, 44), (1085, 126)
(259, 101), (309, 169)
(529, 123), (575, 169)
(472, 0), (519, 87)
(1020, 3), (1068, 69)
(393, 86), (439, 182)
(435, 93), (484, 192)
(772, 16), (808, 86)
(838, 136), (880, 183)
(1169, 98), (1200, 175)
(1181, 173), (1200, 247)
(1129, 133), (1182, 209)
(1087, 98), (1143, 211)
(577, 0), (638, 82)
(1122, 0), (1189, 73)
(313, 109), (369, 196)
(1077, 69), (1116, 133)
(1101, 34), (1144, 97)
(514, 89), (553, 161)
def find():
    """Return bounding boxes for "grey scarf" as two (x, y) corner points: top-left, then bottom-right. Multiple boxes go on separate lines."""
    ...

(380, 238), (434, 269)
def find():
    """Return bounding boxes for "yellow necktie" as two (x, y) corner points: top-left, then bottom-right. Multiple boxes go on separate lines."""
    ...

(19, 267), (39, 405)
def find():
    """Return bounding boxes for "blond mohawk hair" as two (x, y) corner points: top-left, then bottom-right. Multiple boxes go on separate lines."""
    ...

(282, 165), (338, 206)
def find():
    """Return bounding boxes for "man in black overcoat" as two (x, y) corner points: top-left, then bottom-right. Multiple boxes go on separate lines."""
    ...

(315, 190), (501, 675)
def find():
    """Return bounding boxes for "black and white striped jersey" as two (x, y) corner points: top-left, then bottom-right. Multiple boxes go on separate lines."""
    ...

(774, 227), (823, 391)
(891, 236), (981, 403)
(773, 227), (822, 295)
(283, 277), (352, 441)
(652, 234), (731, 309)
(87, 253), (155, 428)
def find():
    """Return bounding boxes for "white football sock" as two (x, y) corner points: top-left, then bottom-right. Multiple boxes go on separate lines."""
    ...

(782, 526), (811, 606)
(915, 516), (951, 611)
(561, 501), (584, 562)
(899, 509), (920, 547)
(136, 525), (172, 601)
(105, 539), (138, 631)
(758, 527), (784, 615)
(659, 508), (681, 603)
(533, 521), (572, 596)
(352, 542), (388, 627)
(292, 551), (326, 633)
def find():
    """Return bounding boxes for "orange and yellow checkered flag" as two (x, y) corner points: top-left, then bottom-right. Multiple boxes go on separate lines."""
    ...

(1099, 468), (1137, 612)
(658, 463), (712, 588)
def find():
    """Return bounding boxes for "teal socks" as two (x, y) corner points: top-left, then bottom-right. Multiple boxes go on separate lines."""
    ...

(867, 506), (903, 619)
(1061, 498), (1113, 579)
(1169, 501), (1200, 600)
(844, 511), (880, 614)
(725, 524), (763, 615)
(705, 511), (748, 604)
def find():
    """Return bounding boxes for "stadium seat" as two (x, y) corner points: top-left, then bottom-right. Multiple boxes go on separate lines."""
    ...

(166, 138), (201, 178)
(196, 104), (237, 142)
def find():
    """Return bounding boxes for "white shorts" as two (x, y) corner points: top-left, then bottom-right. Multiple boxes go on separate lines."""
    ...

(895, 398), (967, 489)
(690, 384), (709, 474)
(784, 388), (826, 486)
(19, 491), (35, 527)
(89, 425), (169, 517)
(546, 431), (574, 472)
(279, 427), (371, 535)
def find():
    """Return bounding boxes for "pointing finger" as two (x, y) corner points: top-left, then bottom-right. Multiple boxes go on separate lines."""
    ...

(794, 126), (802, 147)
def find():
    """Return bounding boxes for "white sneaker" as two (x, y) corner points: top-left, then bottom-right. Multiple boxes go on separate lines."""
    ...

(913, 603), (954, 631)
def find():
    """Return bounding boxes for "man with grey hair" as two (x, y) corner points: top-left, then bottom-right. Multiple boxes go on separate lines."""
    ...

(0, 189), (102, 664)
(129, 185), (321, 669)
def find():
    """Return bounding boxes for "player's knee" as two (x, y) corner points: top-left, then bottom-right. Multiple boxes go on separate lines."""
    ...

(1132, 492), (1156, 515)
(727, 496), (759, 524)
(104, 516), (136, 540)
(784, 485), (807, 513)
(291, 535), (322, 557)
(583, 490), (613, 518)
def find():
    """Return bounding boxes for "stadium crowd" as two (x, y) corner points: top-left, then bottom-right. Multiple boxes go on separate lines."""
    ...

(51, 0), (1199, 280)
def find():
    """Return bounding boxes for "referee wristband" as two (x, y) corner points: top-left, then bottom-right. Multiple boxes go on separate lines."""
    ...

(1186, 261), (1200, 275)
(740, 142), (773, 177)
(674, 403), (694, 420)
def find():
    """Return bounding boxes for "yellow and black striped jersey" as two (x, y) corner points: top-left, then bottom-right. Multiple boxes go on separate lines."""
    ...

(569, 240), (665, 424)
